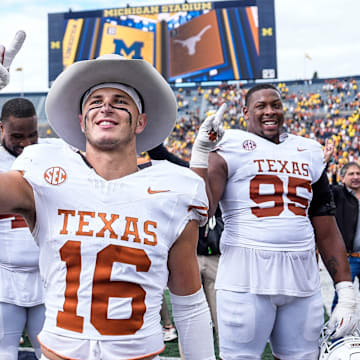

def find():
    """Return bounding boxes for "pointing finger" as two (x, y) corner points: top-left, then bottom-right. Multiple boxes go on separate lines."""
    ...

(203, 114), (215, 128)
(213, 103), (227, 128)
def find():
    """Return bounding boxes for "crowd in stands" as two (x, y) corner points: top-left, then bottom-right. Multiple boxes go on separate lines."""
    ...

(2, 77), (359, 180)
(164, 78), (360, 182)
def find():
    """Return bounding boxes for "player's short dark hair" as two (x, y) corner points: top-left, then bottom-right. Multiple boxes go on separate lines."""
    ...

(245, 83), (280, 107)
(340, 161), (360, 177)
(1, 98), (36, 123)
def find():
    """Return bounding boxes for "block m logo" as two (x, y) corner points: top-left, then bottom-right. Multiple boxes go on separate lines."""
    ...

(113, 39), (144, 59)
(261, 27), (273, 37)
(51, 41), (61, 49)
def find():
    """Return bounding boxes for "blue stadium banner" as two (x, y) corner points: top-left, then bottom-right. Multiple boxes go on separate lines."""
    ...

(257, 0), (277, 79)
(48, 0), (277, 85)
(48, 13), (65, 86)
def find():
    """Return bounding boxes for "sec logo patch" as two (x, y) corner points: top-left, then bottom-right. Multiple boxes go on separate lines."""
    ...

(242, 140), (257, 151)
(44, 167), (67, 185)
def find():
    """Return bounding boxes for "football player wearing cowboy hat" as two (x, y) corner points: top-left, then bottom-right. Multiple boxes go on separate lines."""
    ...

(0, 52), (215, 360)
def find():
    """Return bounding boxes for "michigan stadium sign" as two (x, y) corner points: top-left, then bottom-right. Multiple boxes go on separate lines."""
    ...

(48, 0), (277, 84)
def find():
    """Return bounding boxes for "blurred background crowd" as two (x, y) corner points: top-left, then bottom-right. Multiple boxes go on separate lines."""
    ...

(164, 77), (360, 183)
(1, 76), (359, 182)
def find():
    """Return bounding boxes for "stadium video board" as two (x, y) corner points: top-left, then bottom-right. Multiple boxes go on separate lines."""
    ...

(48, 0), (277, 85)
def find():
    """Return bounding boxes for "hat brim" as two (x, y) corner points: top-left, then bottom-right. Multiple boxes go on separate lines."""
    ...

(45, 57), (177, 154)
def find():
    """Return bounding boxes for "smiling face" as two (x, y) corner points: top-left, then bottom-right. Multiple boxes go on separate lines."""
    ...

(79, 87), (146, 152)
(342, 164), (360, 192)
(1, 115), (38, 157)
(243, 88), (284, 143)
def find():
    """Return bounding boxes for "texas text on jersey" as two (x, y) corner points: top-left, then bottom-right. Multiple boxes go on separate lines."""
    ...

(12, 141), (208, 359)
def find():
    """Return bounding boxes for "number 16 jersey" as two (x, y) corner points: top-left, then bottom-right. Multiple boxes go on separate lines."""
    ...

(12, 142), (208, 356)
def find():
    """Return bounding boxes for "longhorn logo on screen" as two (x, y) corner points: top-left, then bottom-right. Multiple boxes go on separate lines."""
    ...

(174, 25), (211, 56)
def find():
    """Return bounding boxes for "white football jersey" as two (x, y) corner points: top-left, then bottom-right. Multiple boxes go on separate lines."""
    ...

(0, 146), (40, 269)
(0, 145), (45, 306)
(214, 130), (325, 296)
(217, 130), (325, 251)
(12, 143), (208, 353)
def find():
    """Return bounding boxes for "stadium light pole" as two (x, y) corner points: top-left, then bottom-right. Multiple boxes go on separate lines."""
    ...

(15, 67), (24, 97)
(304, 52), (312, 82)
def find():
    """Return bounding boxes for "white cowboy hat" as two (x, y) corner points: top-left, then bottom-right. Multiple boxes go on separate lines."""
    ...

(45, 54), (177, 154)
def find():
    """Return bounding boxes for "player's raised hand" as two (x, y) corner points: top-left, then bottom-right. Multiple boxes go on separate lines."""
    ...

(190, 103), (227, 168)
(323, 138), (335, 164)
(0, 30), (26, 90)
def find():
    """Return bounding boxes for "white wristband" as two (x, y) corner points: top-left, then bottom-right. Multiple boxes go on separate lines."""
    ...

(189, 142), (210, 168)
(335, 280), (353, 292)
(336, 281), (356, 305)
(170, 288), (215, 359)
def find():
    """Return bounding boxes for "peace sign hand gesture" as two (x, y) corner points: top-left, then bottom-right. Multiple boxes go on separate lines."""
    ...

(0, 30), (26, 90)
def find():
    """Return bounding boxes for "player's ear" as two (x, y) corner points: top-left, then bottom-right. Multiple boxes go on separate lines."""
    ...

(135, 113), (147, 135)
(243, 106), (249, 120)
(79, 114), (85, 134)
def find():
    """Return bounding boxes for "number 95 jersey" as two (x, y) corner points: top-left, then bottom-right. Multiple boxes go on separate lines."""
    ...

(12, 143), (208, 349)
(216, 130), (325, 251)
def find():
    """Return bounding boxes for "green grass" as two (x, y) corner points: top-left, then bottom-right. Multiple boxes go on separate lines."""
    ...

(20, 333), (31, 348)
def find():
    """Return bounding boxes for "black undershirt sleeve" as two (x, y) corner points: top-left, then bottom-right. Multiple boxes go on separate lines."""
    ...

(308, 169), (336, 217)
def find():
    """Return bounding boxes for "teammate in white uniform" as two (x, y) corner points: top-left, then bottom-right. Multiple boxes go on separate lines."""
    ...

(0, 49), (215, 360)
(0, 98), (44, 359)
(190, 84), (357, 359)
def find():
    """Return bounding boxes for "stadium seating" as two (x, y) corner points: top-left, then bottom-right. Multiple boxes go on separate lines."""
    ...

(1, 76), (359, 168)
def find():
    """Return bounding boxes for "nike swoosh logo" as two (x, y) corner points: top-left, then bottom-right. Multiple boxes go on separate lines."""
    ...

(147, 187), (170, 194)
(297, 147), (307, 152)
